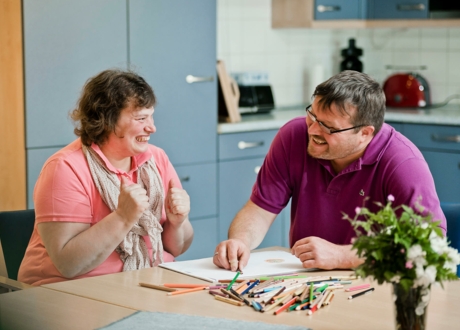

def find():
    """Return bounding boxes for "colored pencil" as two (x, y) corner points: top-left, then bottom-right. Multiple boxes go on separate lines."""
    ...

(348, 287), (375, 300)
(214, 295), (245, 306)
(226, 271), (241, 290)
(139, 282), (178, 292)
(166, 286), (207, 296)
(345, 284), (371, 292)
(274, 297), (298, 315)
(163, 283), (208, 289)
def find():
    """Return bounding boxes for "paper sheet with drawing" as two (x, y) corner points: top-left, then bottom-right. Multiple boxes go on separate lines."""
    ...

(159, 250), (312, 282)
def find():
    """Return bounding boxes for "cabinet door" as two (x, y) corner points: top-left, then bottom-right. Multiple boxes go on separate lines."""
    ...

(314, 0), (366, 20)
(174, 163), (217, 220)
(129, 0), (217, 166)
(219, 130), (277, 161)
(27, 147), (62, 208)
(175, 217), (217, 261)
(218, 158), (284, 248)
(403, 124), (460, 153)
(421, 151), (460, 204)
(23, 0), (127, 149)
(368, 0), (428, 19)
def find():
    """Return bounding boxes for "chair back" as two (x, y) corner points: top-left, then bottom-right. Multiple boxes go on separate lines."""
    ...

(0, 209), (35, 280)
(440, 203), (460, 277)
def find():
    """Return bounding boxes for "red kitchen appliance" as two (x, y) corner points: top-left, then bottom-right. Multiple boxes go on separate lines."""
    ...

(383, 73), (431, 108)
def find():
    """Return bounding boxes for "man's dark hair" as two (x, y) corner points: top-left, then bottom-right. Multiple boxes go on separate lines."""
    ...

(313, 70), (386, 134)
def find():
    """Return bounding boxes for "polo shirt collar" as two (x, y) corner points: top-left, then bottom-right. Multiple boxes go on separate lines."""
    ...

(89, 143), (153, 175)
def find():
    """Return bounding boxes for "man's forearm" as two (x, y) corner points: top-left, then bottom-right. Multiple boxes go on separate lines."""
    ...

(228, 200), (277, 250)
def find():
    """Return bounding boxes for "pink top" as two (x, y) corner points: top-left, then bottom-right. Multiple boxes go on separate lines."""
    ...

(18, 139), (178, 286)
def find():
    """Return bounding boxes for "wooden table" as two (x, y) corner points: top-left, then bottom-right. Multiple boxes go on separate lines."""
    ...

(0, 287), (136, 330)
(42, 265), (460, 329)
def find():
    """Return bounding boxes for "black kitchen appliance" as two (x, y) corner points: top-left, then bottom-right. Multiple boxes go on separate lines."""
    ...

(238, 85), (275, 114)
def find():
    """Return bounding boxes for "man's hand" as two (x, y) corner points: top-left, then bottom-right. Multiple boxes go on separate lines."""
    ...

(165, 179), (190, 227)
(291, 236), (359, 270)
(213, 239), (250, 272)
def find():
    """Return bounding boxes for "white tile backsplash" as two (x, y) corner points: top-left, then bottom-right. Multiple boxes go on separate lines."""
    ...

(217, 0), (460, 107)
(421, 28), (449, 51)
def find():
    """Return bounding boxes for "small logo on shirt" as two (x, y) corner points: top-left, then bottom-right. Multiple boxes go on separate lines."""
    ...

(359, 189), (365, 196)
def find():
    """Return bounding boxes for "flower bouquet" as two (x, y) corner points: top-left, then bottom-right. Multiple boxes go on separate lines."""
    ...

(343, 195), (460, 330)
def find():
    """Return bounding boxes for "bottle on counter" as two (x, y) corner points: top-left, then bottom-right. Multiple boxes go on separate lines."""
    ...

(340, 38), (363, 73)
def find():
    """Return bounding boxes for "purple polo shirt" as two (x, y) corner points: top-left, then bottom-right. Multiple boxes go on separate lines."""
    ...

(251, 117), (447, 247)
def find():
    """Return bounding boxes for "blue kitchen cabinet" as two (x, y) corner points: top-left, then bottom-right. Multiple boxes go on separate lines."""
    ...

(129, 0), (218, 260)
(23, 0), (128, 208)
(129, 0), (217, 166)
(23, 0), (219, 254)
(368, 0), (429, 19)
(314, 0), (367, 20)
(218, 130), (291, 249)
(23, 0), (127, 149)
(175, 217), (218, 261)
(403, 123), (460, 204)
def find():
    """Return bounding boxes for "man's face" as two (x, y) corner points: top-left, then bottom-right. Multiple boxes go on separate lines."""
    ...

(306, 99), (367, 170)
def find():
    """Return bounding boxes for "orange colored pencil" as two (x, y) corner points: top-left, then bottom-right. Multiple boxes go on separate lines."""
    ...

(163, 283), (208, 288)
(166, 286), (207, 296)
(274, 297), (298, 315)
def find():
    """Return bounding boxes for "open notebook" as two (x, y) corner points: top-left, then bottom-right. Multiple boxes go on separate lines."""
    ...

(159, 250), (313, 282)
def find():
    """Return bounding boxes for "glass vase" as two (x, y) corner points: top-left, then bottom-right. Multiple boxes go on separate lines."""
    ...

(392, 283), (430, 330)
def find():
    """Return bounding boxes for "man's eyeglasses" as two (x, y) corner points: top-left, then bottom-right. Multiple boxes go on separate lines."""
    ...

(305, 105), (364, 135)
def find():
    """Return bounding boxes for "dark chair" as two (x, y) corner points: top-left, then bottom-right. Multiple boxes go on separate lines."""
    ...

(440, 203), (460, 277)
(0, 209), (35, 291)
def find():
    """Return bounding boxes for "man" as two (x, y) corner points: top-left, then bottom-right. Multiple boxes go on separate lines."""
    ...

(213, 70), (446, 272)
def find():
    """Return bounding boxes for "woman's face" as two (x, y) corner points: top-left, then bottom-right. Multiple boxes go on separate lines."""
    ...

(106, 103), (156, 158)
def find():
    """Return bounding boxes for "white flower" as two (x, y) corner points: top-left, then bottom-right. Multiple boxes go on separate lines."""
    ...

(414, 265), (437, 288)
(430, 232), (448, 254)
(408, 245), (423, 259)
(421, 222), (428, 229)
(387, 194), (395, 202)
(446, 247), (460, 265)
(444, 261), (457, 274)
(425, 265), (437, 283)
(355, 207), (361, 214)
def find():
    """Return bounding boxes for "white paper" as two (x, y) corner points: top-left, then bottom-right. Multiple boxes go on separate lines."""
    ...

(159, 250), (312, 282)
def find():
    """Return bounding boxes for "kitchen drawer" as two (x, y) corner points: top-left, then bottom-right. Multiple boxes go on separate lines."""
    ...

(174, 162), (217, 220)
(314, 0), (366, 20)
(403, 124), (460, 152)
(368, 0), (428, 19)
(219, 130), (278, 161)
(175, 217), (217, 261)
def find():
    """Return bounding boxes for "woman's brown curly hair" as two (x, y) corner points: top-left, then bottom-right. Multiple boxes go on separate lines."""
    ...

(71, 69), (156, 146)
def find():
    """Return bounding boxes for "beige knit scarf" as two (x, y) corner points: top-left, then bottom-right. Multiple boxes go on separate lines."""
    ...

(83, 145), (164, 271)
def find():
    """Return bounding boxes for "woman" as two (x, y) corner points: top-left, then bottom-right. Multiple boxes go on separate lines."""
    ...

(18, 69), (194, 285)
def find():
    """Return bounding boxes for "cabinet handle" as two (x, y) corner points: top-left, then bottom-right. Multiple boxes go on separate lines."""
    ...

(431, 134), (460, 143)
(254, 166), (261, 174)
(179, 176), (190, 182)
(317, 5), (341, 13)
(185, 75), (214, 84)
(238, 141), (264, 149)
(397, 4), (425, 11)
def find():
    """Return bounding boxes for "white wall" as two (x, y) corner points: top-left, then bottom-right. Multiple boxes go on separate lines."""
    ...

(217, 0), (460, 107)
